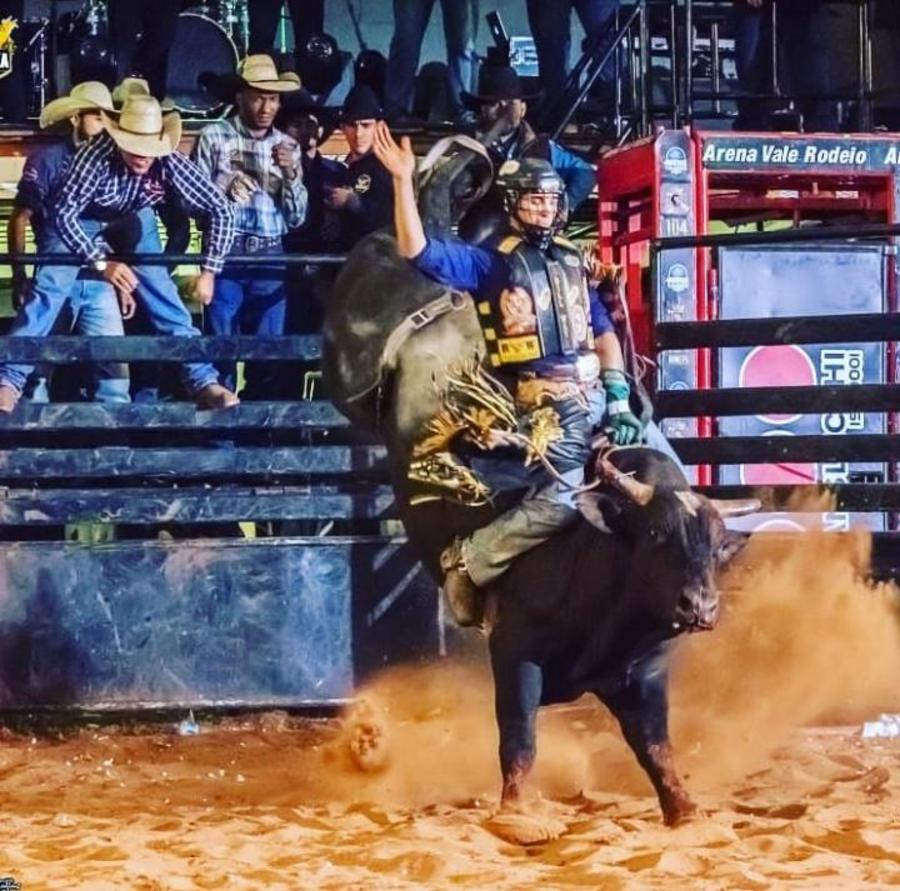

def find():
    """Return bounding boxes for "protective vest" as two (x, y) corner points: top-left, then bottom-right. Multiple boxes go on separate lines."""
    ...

(477, 234), (596, 371)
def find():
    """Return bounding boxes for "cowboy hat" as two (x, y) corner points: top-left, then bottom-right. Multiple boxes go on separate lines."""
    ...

(39, 81), (115, 129)
(461, 64), (542, 110)
(112, 76), (176, 111)
(339, 84), (383, 122)
(102, 95), (182, 158)
(207, 53), (301, 99)
(274, 86), (339, 141)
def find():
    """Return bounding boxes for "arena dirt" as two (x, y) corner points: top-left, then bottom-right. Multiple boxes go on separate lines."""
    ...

(0, 532), (898, 889)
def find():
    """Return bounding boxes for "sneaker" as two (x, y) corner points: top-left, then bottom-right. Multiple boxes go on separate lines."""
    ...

(440, 538), (483, 627)
(194, 383), (239, 409)
(0, 384), (20, 413)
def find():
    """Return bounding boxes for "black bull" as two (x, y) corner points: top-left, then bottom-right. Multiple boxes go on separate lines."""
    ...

(323, 143), (757, 826)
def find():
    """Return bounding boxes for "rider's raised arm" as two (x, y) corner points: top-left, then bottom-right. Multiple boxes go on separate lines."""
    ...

(373, 121), (506, 295)
(372, 121), (425, 259)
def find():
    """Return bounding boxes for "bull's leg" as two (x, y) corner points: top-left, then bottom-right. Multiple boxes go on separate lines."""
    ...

(601, 660), (696, 827)
(491, 649), (543, 807)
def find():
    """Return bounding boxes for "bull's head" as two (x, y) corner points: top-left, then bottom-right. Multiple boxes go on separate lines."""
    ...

(582, 456), (759, 635)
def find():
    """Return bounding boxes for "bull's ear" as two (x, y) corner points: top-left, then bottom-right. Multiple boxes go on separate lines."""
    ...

(717, 530), (751, 566)
(576, 492), (623, 534)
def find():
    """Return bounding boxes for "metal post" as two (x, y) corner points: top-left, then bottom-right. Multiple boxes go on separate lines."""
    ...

(858, 0), (874, 131)
(770, 0), (781, 103)
(685, 0), (694, 124)
(711, 20), (721, 116)
(639, 0), (650, 136)
(668, 1), (679, 128)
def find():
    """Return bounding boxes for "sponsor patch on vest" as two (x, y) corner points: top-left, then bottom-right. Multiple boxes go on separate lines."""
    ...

(497, 335), (540, 363)
(354, 173), (372, 194)
(499, 286), (537, 336)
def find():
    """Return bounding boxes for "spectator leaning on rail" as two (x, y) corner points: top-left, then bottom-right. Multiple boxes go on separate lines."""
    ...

(192, 55), (308, 399)
(113, 77), (192, 268)
(1, 82), (131, 411)
(458, 63), (596, 243)
(0, 94), (241, 414)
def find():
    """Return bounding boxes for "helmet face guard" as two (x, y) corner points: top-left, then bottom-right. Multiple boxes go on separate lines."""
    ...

(497, 159), (568, 249)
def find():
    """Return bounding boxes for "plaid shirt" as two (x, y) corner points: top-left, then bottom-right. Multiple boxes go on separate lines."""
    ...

(192, 115), (307, 239)
(54, 131), (236, 273)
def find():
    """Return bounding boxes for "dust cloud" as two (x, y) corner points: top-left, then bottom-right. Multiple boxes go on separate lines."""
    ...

(339, 530), (900, 806)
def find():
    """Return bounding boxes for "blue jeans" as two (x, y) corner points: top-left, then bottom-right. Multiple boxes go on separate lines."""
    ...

(0, 209), (219, 397)
(129, 208), (221, 394)
(733, 4), (838, 131)
(27, 278), (130, 404)
(0, 219), (128, 399)
(385, 0), (478, 116)
(526, 0), (620, 120)
(204, 248), (286, 399)
(463, 385), (684, 586)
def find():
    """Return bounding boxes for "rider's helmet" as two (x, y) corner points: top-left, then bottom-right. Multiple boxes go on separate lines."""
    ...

(496, 158), (568, 249)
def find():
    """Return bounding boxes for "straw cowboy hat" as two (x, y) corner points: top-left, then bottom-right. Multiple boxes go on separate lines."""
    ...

(102, 94), (183, 158)
(214, 53), (301, 97)
(112, 76), (176, 111)
(39, 81), (115, 129)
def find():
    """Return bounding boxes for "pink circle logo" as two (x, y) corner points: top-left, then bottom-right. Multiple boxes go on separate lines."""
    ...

(738, 345), (817, 425)
(737, 346), (818, 485)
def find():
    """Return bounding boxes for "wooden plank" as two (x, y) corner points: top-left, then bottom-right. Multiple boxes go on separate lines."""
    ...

(696, 483), (900, 511)
(0, 446), (388, 479)
(0, 401), (351, 431)
(656, 313), (900, 350)
(0, 485), (397, 524)
(671, 433), (900, 464)
(656, 384), (900, 418)
(0, 335), (323, 362)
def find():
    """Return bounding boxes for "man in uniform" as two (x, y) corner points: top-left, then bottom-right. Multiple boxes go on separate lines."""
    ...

(322, 85), (394, 252)
(374, 122), (681, 626)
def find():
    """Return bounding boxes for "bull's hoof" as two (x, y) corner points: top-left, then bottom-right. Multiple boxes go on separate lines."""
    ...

(343, 699), (390, 773)
(663, 798), (699, 827)
(484, 811), (568, 846)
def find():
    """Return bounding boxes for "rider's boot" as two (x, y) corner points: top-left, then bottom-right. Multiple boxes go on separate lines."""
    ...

(439, 537), (484, 627)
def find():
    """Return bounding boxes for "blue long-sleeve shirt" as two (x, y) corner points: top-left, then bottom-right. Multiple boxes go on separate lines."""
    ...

(548, 141), (596, 210)
(410, 235), (614, 338)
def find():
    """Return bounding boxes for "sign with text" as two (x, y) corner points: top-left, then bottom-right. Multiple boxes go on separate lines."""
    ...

(699, 134), (900, 173)
(717, 245), (887, 532)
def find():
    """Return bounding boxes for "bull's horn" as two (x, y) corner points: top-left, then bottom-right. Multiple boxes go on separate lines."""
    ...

(597, 456), (655, 506)
(709, 498), (762, 518)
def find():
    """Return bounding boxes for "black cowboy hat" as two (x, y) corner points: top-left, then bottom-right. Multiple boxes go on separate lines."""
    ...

(461, 64), (542, 110)
(274, 86), (340, 141)
(339, 84), (383, 122)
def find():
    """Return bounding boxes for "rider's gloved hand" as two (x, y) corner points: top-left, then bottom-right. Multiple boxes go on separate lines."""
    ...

(602, 369), (644, 446)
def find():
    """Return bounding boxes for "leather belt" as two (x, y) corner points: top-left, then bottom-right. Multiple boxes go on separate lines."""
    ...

(232, 233), (283, 253)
